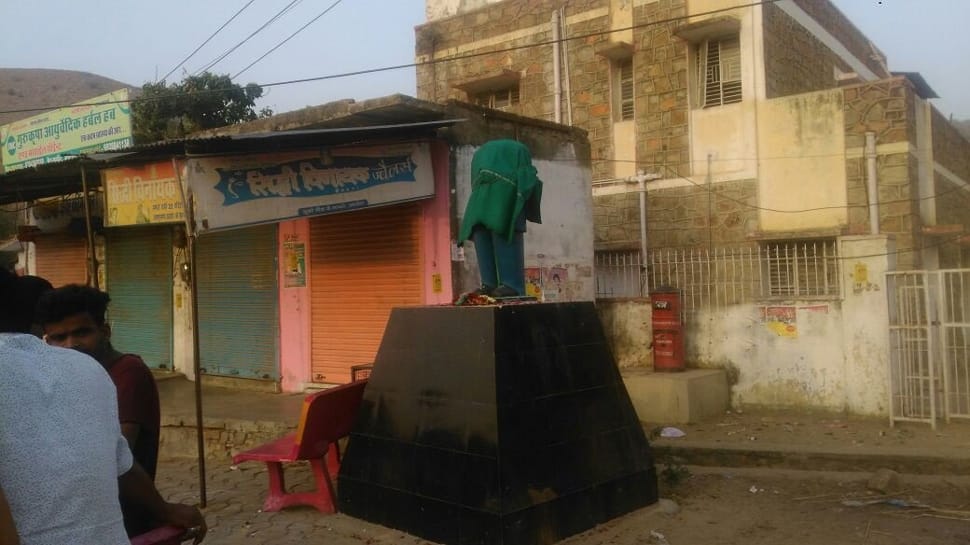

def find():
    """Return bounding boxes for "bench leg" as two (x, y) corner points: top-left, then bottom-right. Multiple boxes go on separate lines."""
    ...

(261, 461), (289, 512)
(309, 457), (338, 514)
(326, 442), (341, 477)
(256, 456), (337, 514)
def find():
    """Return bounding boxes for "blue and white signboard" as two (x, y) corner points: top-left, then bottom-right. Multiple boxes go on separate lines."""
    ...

(187, 142), (435, 233)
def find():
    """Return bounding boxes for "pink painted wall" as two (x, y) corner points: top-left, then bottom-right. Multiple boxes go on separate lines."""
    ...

(277, 218), (312, 392)
(421, 139), (455, 305)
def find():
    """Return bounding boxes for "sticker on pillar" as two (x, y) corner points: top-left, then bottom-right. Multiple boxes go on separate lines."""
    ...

(525, 267), (543, 299)
(432, 273), (443, 293)
(544, 267), (567, 302)
(763, 306), (797, 337)
(283, 241), (306, 288)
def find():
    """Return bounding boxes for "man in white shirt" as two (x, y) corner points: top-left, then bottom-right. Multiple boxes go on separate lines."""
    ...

(0, 269), (206, 545)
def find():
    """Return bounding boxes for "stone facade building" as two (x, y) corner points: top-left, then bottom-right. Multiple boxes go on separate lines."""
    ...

(415, 0), (970, 421)
(416, 0), (970, 267)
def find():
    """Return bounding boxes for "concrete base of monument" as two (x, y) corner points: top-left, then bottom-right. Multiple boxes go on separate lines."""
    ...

(623, 368), (730, 425)
(338, 302), (658, 545)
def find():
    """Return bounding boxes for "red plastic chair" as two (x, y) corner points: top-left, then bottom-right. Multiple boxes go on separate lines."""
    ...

(130, 525), (192, 545)
(231, 380), (368, 514)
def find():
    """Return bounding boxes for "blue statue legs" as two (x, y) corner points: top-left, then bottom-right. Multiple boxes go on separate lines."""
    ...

(472, 226), (525, 296)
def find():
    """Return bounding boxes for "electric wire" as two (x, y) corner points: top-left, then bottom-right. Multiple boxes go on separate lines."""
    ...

(233, 0), (345, 80)
(159, 0), (257, 84)
(194, 0), (305, 76)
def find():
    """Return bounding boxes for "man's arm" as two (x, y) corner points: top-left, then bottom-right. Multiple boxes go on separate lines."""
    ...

(120, 422), (141, 453)
(0, 484), (20, 545)
(118, 463), (206, 544)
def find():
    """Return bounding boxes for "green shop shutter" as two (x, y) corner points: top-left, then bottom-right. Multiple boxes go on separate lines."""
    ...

(196, 225), (279, 380)
(105, 226), (174, 370)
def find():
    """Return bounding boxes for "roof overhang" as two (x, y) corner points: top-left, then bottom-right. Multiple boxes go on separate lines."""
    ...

(674, 16), (741, 42)
(0, 117), (464, 205)
(453, 69), (521, 94)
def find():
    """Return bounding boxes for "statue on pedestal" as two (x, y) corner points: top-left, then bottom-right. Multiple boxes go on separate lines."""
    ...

(458, 139), (543, 298)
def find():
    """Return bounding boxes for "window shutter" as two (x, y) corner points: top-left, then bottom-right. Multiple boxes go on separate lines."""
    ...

(720, 37), (742, 104)
(619, 60), (634, 120)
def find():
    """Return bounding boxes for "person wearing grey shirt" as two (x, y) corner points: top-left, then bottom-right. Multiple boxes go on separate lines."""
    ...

(0, 269), (206, 545)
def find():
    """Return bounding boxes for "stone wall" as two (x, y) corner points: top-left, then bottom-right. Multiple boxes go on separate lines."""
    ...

(791, 0), (890, 79)
(632, 0), (690, 179)
(931, 109), (970, 268)
(842, 78), (920, 269)
(762, 3), (851, 98)
(416, 0), (611, 179)
(416, 0), (690, 184)
(594, 178), (757, 251)
(931, 107), (970, 186)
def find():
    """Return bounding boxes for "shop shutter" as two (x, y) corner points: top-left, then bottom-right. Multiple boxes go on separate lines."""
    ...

(105, 227), (174, 370)
(196, 224), (279, 380)
(34, 234), (88, 287)
(310, 204), (423, 384)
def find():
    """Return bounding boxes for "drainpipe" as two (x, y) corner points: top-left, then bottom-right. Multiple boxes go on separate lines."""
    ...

(560, 6), (573, 125)
(630, 170), (662, 261)
(865, 131), (879, 234)
(552, 10), (562, 123)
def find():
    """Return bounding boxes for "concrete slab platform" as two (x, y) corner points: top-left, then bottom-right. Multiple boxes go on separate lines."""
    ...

(622, 368), (729, 424)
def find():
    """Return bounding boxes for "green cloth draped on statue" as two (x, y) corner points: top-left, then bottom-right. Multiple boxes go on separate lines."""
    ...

(459, 139), (543, 297)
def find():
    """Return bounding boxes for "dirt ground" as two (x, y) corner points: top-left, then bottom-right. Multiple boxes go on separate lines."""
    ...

(611, 467), (970, 545)
(647, 409), (970, 457)
(156, 458), (970, 545)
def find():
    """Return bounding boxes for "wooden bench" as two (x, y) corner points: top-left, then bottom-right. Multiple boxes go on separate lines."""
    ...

(231, 380), (368, 514)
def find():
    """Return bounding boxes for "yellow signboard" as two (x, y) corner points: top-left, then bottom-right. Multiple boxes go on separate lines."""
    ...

(1, 88), (133, 172)
(103, 161), (185, 226)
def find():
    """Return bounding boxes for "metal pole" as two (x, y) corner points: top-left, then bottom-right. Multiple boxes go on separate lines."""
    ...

(865, 131), (879, 234)
(707, 153), (714, 253)
(79, 166), (99, 288)
(173, 158), (207, 507)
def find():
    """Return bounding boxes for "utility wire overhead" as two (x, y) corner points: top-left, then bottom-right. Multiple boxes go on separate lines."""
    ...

(194, 0), (305, 76)
(233, 0), (345, 80)
(158, 0), (257, 84)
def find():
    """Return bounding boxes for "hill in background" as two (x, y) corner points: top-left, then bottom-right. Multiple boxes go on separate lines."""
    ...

(0, 68), (136, 126)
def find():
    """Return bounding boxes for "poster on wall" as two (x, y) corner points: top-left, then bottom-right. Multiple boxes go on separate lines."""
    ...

(282, 241), (306, 288)
(763, 305), (797, 337)
(187, 142), (435, 233)
(102, 161), (185, 226)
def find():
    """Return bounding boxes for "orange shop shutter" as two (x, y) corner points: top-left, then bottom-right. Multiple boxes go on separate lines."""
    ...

(309, 203), (424, 384)
(34, 233), (89, 287)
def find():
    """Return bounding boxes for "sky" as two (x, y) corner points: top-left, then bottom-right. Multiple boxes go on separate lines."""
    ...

(1, 0), (968, 120)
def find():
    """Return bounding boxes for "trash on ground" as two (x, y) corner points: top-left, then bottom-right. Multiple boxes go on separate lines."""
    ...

(660, 427), (686, 438)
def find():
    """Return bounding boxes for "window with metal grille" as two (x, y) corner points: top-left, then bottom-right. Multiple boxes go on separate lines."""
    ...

(696, 36), (742, 108)
(614, 58), (634, 121)
(473, 86), (520, 110)
(761, 239), (840, 298)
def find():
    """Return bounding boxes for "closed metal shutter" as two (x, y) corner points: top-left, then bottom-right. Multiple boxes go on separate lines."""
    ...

(310, 204), (423, 384)
(196, 225), (279, 380)
(34, 234), (88, 287)
(105, 226), (174, 370)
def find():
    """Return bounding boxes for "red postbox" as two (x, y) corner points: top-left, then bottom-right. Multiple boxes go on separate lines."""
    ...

(650, 287), (685, 372)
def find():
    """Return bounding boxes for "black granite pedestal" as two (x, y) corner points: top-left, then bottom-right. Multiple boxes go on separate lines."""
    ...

(337, 302), (657, 545)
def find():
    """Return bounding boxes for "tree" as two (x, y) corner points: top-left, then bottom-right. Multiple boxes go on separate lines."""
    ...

(132, 72), (272, 143)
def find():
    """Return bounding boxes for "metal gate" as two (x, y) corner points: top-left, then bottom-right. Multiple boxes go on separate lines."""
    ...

(887, 269), (970, 428)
